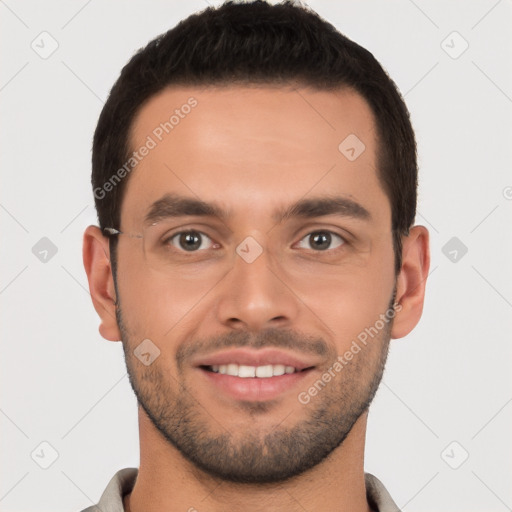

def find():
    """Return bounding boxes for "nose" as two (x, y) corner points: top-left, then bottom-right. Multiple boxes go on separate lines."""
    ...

(214, 241), (300, 331)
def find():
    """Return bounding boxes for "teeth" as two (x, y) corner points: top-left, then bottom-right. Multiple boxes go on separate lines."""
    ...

(256, 365), (273, 378)
(209, 364), (299, 378)
(273, 364), (285, 376)
(238, 365), (255, 378)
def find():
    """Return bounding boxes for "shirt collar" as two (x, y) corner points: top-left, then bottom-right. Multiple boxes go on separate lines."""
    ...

(84, 468), (401, 512)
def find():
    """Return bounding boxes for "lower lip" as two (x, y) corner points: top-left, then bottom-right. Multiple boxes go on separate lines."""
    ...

(198, 367), (314, 401)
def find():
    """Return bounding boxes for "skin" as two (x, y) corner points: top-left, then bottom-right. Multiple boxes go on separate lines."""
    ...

(83, 85), (430, 512)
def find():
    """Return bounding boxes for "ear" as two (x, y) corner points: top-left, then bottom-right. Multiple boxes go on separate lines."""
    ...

(82, 225), (122, 342)
(391, 225), (430, 339)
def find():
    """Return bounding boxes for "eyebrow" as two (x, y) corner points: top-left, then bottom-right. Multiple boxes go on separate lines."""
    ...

(144, 193), (371, 226)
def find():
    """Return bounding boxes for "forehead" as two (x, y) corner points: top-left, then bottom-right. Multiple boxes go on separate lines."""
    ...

(121, 85), (387, 228)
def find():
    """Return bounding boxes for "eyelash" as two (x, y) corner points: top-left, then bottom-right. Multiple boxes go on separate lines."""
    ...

(162, 229), (348, 254)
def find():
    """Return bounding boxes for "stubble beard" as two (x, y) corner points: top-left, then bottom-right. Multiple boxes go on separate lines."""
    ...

(117, 295), (395, 484)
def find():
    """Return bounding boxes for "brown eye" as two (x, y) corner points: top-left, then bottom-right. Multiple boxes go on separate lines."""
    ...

(166, 231), (215, 252)
(296, 231), (345, 251)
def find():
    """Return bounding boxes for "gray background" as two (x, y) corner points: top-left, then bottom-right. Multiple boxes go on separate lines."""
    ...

(1, 1), (511, 511)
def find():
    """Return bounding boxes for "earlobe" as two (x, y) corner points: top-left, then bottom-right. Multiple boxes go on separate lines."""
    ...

(82, 225), (122, 342)
(391, 225), (430, 339)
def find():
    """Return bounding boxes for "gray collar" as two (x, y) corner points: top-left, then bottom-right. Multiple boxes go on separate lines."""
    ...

(80, 468), (401, 512)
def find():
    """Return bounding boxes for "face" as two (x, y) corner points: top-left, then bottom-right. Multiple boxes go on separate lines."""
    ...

(114, 85), (397, 483)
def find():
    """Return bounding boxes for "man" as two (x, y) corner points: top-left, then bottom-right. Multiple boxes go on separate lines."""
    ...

(82, 1), (429, 511)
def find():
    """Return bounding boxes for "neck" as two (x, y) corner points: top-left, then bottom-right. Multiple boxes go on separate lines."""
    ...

(124, 407), (373, 512)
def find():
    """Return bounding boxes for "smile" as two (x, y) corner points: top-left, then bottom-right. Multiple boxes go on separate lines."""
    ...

(204, 363), (308, 378)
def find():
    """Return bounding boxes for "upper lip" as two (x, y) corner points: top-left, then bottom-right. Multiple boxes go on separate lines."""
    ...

(193, 348), (318, 371)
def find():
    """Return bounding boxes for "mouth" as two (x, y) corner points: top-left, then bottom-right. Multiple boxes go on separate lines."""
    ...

(192, 348), (320, 402)
(200, 363), (314, 378)
(197, 363), (316, 402)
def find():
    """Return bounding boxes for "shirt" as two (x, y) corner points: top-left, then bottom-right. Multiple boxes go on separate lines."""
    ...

(80, 468), (401, 512)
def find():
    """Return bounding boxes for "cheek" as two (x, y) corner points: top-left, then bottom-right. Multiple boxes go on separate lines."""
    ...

(290, 254), (395, 347)
(118, 259), (218, 341)
(116, 253), (171, 339)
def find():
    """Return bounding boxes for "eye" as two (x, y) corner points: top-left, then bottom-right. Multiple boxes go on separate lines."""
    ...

(165, 230), (217, 252)
(296, 230), (346, 251)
